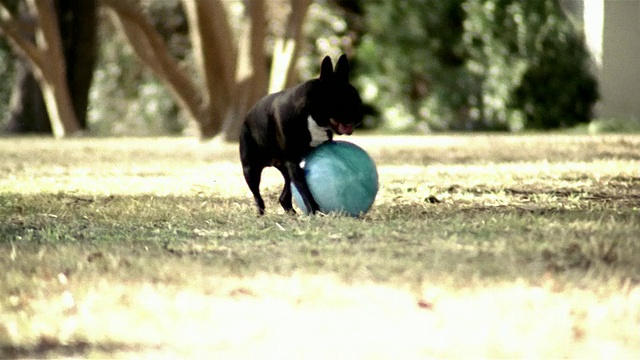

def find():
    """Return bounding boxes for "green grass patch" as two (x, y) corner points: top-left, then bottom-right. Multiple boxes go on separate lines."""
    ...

(1, 135), (639, 358)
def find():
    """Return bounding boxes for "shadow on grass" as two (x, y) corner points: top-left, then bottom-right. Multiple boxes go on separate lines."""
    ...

(1, 190), (639, 285)
(0, 340), (162, 359)
(0, 193), (253, 245)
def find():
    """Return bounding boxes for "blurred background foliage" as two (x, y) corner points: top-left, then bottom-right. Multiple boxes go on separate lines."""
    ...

(0, 0), (18, 121)
(0, 33), (14, 119)
(352, 0), (598, 132)
(88, 0), (190, 136)
(0, 0), (600, 136)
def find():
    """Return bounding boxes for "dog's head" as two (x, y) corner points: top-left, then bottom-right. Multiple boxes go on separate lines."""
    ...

(316, 54), (363, 135)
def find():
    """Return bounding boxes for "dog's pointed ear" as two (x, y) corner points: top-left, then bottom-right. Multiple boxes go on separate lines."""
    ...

(320, 56), (334, 81)
(334, 54), (350, 82)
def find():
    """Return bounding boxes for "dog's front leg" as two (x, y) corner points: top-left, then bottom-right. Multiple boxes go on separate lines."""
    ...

(285, 161), (320, 214)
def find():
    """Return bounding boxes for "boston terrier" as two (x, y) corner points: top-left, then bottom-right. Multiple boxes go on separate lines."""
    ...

(239, 54), (363, 215)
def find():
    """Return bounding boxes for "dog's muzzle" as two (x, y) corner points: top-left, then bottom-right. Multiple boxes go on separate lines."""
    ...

(330, 119), (354, 135)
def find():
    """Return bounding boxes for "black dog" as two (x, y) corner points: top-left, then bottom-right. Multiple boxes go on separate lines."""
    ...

(239, 54), (363, 215)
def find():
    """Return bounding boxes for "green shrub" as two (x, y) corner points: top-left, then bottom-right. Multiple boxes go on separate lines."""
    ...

(0, 41), (15, 129)
(353, 0), (599, 131)
(472, 0), (599, 130)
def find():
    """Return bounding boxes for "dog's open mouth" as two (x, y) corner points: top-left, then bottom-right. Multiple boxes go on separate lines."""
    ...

(330, 119), (354, 135)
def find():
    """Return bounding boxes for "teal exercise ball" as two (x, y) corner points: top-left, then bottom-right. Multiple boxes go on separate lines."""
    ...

(292, 141), (378, 217)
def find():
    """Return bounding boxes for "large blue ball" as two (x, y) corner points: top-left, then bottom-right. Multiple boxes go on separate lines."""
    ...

(292, 141), (378, 217)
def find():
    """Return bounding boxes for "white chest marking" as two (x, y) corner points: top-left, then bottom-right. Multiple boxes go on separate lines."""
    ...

(307, 115), (330, 147)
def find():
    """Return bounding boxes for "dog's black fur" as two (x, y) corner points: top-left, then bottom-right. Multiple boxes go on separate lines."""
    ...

(239, 54), (363, 215)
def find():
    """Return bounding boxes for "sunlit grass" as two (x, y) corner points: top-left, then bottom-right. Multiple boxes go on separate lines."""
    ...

(1, 134), (639, 358)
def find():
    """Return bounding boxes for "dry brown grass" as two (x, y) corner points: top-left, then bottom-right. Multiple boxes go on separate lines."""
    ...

(1, 134), (639, 358)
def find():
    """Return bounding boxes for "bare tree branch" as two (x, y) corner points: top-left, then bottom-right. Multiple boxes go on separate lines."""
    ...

(270, 0), (312, 92)
(221, 0), (268, 141)
(101, 0), (212, 134)
(29, 0), (82, 136)
(182, 0), (237, 136)
(0, 0), (82, 137)
(0, 4), (44, 71)
(284, 0), (312, 87)
(98, 0), (311, 140)
(30, 0), (65, 80)
(247, 0), (267, 105)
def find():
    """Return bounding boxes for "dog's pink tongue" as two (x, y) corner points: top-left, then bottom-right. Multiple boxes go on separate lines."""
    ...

(338, 123), (353, 135)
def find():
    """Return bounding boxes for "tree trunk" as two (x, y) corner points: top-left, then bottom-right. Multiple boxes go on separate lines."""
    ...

(99, 0), (312, 141)
(283, 0), (312, 89)
(0, 0), (84, 137)
(225, 0), (312, 142)
(222, 0), (268, 142)
(102, 0), (211, 137)
(31, 0), (81, 137)
(4, 59), (51, 133)
(247, 0), (268, 107)
(269, 0), (312, 92)
(182, 0), (237, 138)
(57, 0), (97, 129)
(1, 2), (51, 134)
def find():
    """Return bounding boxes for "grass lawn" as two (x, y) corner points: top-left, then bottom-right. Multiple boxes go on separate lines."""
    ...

(1, 134), (639, 358)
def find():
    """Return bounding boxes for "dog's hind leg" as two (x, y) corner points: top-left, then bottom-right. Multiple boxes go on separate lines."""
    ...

(276, 164), (295, 213)
(239, 125), (267, 215)
(242, 164), (266, 215)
